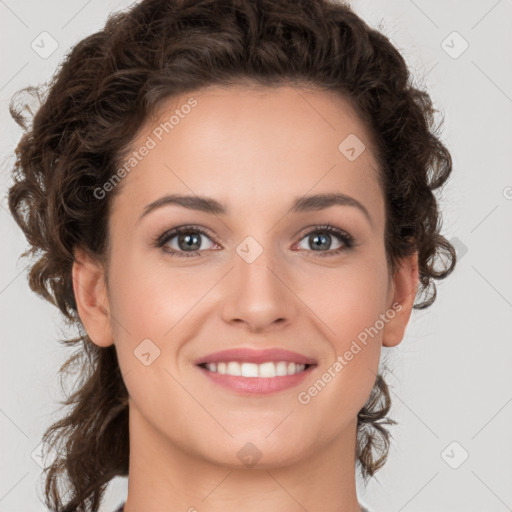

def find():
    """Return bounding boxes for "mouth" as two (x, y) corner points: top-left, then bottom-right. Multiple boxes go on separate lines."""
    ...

(194, 348), (318, 395)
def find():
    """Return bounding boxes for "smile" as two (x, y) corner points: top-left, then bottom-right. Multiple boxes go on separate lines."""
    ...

(196, 362), (317, 395)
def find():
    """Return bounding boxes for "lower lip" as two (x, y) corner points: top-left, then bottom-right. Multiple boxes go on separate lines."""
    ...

(197, 365), (316, 395)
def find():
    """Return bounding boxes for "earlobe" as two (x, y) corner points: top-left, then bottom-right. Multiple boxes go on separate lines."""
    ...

(382, 252), (419, 348)
(72, 247), (114, 348)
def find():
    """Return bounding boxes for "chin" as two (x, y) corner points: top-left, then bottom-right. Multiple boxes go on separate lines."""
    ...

(196, 431), (316, 470)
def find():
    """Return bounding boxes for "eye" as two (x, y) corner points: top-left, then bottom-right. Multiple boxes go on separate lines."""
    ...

(153, 223), (356, 258)
(155, 225), (218, 258)
(295, 224), (355, 256)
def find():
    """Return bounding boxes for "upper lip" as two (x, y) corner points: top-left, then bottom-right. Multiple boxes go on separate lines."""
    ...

(195, 348), (317, 366)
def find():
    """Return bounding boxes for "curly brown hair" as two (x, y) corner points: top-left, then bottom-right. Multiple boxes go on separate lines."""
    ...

(6, 0), (456, 510)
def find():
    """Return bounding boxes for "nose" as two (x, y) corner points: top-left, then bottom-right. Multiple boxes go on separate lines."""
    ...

(220, 242), (299, 333)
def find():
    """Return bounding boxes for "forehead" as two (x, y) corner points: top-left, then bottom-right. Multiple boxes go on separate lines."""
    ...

(111, 84), (383, 227)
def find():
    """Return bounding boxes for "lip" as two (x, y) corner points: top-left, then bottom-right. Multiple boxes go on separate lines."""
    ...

(194, 347), (317, 366)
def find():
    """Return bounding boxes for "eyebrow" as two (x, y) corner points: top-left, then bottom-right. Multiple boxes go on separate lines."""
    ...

(138, 192), (372, 225)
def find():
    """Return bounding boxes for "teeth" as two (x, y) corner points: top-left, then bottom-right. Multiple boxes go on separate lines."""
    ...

(227, 361), (241, 376)
(241, 362), (259, 377)
(258, 362), (275, 378)
(204, 361), (307, 377)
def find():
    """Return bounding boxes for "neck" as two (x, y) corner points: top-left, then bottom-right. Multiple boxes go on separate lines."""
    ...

(123, 403), (362, 512)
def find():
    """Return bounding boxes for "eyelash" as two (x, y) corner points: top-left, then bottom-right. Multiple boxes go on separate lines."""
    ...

(153, 223), (356, 258)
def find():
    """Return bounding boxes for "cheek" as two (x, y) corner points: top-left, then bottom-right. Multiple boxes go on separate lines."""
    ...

(296, 262), (389, 423)
(302, 257), (390, 342)
(107, 249), (210, 339)
(300, 257), (389, 414)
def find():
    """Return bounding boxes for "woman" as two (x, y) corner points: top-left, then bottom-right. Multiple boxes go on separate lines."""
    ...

(7, 0), (456, 511)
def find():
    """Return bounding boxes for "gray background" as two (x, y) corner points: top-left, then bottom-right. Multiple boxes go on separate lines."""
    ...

(1, 1), (511, 511)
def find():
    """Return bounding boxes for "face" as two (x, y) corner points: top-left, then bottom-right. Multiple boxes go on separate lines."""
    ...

(74, 84), (418, 470)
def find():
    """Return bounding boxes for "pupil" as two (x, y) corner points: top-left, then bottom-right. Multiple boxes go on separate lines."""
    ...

(179, 233), (200, 251)
(311, 233), (330, 251)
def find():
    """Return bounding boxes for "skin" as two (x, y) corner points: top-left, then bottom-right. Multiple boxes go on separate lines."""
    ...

(73, 84), (418, 512)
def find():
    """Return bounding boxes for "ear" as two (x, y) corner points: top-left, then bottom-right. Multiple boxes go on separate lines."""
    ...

(382, 251), (419, 348)
(72, 247), (114, 348)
